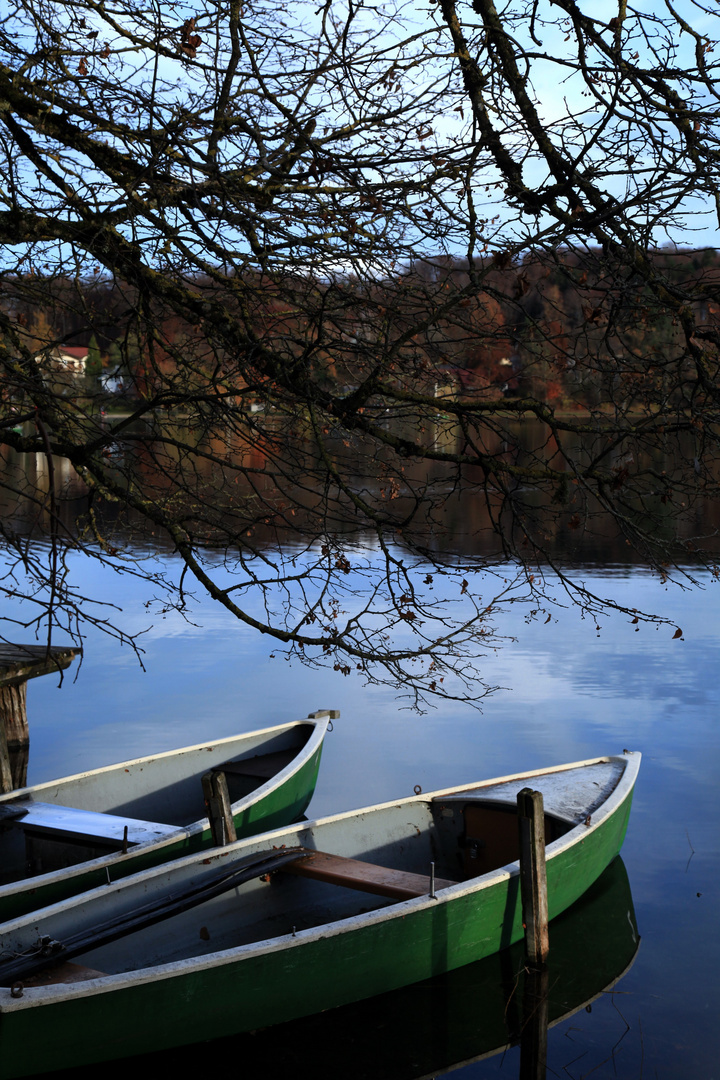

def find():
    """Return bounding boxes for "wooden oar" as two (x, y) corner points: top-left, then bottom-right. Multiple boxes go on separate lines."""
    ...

(0, 846), (306, 986)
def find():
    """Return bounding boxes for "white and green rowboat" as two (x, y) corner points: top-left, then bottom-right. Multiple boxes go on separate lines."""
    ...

(0, 714), (330, 922)
(91, 854), (638, 1080)
(0, 751), (639, 1077)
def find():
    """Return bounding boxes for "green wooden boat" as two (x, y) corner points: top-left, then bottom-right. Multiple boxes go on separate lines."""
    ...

(26, 855), (640, 1080)
(1, 856), (640, 1080)
(0, 751), (639, 1077)
(228, 854), (639, 1080)
(0, 714), (330, 922)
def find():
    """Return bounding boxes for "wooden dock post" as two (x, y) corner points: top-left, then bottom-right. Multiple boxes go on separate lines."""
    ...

(202, 770), (238, 846)
(0, 715), (12, 793)
(0, 644), (80, 792)
(517, 787), (549, 967)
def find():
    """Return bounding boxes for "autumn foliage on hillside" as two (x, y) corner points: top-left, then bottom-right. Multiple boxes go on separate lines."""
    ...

(5, 245), (718, 414)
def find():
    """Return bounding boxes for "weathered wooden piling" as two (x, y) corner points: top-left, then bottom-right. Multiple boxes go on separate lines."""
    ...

(0, 718), (11, 794)
(0, 644), (80, 792)
(202, 769), (238, 846)
(517, 787), (549, 967)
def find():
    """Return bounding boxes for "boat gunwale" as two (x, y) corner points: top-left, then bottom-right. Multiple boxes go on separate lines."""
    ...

(0, 718), (325, 804)
(0, 717), (328, 902)
(0, 751), (640, 1013)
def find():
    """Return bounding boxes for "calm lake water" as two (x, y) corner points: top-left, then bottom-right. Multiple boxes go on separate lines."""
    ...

(11, 551), (720, 1079)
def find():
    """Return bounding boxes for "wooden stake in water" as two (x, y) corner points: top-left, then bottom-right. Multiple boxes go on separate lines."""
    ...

(0, 717), (11, 794)
(517, 787), (549, 966)
(202, 770), (238, 847)
(0, 644), (79, 790)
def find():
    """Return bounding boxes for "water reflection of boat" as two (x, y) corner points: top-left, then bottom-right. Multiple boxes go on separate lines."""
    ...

(0, 717), (329, 921)
(0, 754), (639, 1077)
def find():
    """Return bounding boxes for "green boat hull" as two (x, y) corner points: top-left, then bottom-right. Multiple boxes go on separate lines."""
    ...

(0, 753), (639, 1077)
(0, 719), (327, 922)
(59, 855), (636, 1080)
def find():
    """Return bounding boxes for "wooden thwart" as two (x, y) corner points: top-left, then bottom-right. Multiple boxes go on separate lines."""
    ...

(282, 848), (457, 900)
(6, 801), (177, 847)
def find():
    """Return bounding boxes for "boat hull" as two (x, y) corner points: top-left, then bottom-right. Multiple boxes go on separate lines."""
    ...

(39, 856), (637, 1080)
(0, 752), (639, 1077)
(0, 717), (328, 921)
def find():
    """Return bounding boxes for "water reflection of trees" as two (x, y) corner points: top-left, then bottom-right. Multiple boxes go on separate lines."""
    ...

(2, 0), (720, 701)
(4, 418), (718, 571)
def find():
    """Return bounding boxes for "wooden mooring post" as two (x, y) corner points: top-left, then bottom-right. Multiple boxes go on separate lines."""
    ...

(202, 770), (238, 847)
(517, 787), (550, 967)
(0, 644), (80, 792)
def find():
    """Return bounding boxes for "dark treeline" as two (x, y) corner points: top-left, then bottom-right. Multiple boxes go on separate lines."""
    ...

(4, 246), (718, 412)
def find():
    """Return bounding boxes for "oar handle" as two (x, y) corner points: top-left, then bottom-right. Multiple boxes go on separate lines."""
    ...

(0, 846), (306, 986)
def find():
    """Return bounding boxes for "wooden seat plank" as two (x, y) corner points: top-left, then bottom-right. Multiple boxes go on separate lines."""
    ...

(282, 849), (457, 900)
(7, 801), (177, 846)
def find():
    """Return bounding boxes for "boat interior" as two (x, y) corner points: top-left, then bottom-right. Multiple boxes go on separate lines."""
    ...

(0, 726), (312, 884)
(0, 793), (578, 985)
